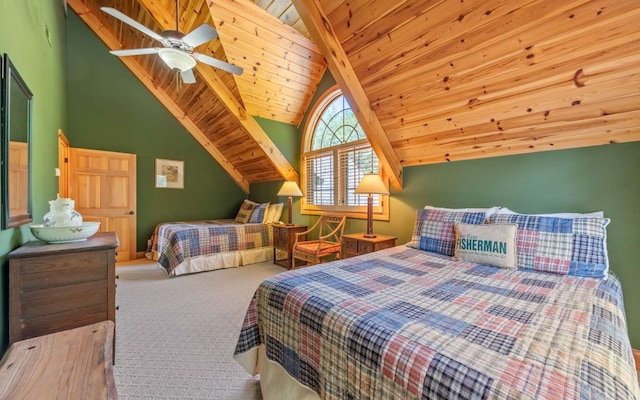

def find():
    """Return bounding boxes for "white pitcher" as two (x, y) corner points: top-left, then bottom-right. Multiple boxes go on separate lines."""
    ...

(43, 194), (83, 227)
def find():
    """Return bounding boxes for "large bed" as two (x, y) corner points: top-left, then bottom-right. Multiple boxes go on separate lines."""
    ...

(234, 207), (640, 399)
(146, 219), (274, 277)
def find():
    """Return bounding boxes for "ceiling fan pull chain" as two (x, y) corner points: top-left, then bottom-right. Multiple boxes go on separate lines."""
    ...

(176, 0), (180, 31)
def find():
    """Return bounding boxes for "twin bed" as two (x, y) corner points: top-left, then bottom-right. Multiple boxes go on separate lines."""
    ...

(145, 219), (274, 276)
(146, 199), (283, 276)
(233, 207), (640, 399)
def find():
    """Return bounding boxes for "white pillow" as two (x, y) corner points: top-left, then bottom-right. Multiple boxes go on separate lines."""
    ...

(424, 205), (500, 222)
(263, 204), (275, 223)
(454, 223), (518, 269)
(494, 207), (604, 218)
(264, 203), (284, 223)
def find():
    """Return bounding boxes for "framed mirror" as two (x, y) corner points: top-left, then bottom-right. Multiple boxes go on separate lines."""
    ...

(1, 54), (33, 229)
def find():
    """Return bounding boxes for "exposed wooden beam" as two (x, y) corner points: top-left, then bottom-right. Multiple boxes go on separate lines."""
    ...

(292, 0), (403, 189)
(68, 0), (250, 193)
(139, 0), (299, 183)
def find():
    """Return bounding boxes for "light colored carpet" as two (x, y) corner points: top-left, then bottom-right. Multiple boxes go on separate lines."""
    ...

(113, 260), (285, 399)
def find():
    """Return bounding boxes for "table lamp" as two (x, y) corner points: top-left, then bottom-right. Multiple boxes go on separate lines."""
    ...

(277, 181), (303, 225)
(354, 173), (389, 238)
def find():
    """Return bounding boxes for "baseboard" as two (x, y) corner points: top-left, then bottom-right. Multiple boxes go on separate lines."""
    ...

(634, 348), (640, 371)
(136, 251), (146, 259)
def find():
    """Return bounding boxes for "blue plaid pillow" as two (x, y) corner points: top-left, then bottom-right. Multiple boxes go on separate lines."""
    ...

(489, 214), (610, 278)
(248, 202), (269, 223)
(408, 209), (487, 256)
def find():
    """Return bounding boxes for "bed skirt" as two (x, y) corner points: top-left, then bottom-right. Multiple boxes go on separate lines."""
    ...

(155, 247), (277, 276)
(235, 345), (320, 400)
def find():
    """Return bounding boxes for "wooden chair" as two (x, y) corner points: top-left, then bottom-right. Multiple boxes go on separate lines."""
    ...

(292, 215), (346, 269)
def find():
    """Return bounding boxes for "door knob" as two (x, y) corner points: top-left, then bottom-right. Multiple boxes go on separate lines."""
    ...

(127, 211), (135, 215)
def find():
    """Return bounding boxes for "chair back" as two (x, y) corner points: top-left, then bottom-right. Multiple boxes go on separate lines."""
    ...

(291, 215), (347, 268)
(317, 215), (346, 243)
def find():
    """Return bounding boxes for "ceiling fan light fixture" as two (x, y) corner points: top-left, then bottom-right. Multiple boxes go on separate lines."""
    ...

(158, 48), (196, 72)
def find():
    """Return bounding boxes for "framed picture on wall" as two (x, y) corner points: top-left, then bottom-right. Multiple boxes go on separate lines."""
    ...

(155, 158), (184, 189)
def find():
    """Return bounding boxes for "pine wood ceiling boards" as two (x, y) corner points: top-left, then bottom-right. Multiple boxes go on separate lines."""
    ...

(70, 0), (640, 191)
(208, 0), (326, 125)
(298, 0), (640, 168)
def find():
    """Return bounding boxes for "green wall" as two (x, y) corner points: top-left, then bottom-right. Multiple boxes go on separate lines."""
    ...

(0, 2), (67, 356)
(66, 11), (246, 250)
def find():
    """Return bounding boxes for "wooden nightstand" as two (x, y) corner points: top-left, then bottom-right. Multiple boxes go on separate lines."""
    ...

(273, 224), (307, 269)
(342, 233), (397, 258)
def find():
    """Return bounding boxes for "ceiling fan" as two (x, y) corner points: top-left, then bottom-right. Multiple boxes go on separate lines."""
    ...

(101, 1), (243, 84)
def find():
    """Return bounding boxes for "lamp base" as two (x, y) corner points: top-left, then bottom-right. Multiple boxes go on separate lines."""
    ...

(363, 234), (377, 239)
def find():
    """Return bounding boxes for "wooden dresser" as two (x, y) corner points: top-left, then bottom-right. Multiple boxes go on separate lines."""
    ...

(8, 232), (119, 346)
(342, 233), (397, 258)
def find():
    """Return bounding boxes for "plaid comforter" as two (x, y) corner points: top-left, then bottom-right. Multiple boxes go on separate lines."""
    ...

(146, 220), (272, 276)
(234, 246), (639, 399)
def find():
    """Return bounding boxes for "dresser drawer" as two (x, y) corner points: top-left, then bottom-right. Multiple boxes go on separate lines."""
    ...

(358, 241), (374, 253)
(342, 234), (397, 258)
(18, 251), (108, 291)
(20, 280), (108, 318)
(273, 234), (287, 248)
(343, 238), (358, 253)
(20, 304), (109, 340)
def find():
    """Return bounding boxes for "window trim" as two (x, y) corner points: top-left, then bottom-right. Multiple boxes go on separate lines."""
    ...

(300, 85), (389, 221)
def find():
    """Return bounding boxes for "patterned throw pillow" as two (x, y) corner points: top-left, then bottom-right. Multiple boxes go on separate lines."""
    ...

(248, 202), (269, 223)
(454, 223), (518, 269)
(489, 213), (610, 278)
(494, 207), (604, 219)
(424, 205), (500, 221)
(234, 199), (258, 223)
(408, 208), (488, 256)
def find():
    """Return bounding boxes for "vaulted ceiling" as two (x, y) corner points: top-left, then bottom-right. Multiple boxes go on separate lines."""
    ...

(69, 0), (640, 193)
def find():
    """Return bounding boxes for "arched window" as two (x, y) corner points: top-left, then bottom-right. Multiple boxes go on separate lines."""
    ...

(302, 86), (388, 219)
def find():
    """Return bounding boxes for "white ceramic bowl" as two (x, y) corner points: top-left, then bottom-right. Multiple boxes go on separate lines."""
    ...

(29, 222), (101, 243)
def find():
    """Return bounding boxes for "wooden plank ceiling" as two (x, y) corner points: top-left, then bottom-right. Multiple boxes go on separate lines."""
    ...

(70, 0), (640, 191)
(295, 0), (640, 168)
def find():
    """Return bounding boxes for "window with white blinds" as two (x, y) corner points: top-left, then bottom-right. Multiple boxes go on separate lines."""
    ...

(302, 86), (388, 219)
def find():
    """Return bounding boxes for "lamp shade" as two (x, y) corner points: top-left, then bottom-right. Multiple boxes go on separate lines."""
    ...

(158, 48), (197, 72)
(277, 181), (303, 197)
(354, 174), (389, 195)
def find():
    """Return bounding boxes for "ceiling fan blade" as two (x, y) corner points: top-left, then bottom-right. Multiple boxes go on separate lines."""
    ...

(101, 7), (164, 42)
(182, 24), (218, 48)
(193, 53), (243, 76)
(181, 69), (196, 84)
(110, 48), (160, 56)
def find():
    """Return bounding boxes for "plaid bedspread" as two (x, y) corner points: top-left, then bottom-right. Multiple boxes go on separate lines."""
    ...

(234, 246), (639, 399)
(146, 220), (272, 276)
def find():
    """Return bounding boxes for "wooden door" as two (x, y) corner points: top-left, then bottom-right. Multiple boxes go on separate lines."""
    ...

(68, 148), (137, 262)
(58, 130), (70, 197)
(8, 141), (29, 215)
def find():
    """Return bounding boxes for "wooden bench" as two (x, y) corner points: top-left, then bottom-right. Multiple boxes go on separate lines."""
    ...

(0, 321), (117, 399)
